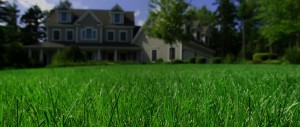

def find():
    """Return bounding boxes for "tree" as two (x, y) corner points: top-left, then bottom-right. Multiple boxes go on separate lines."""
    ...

(214, 0), (238, 56)
(55, 0), (72, 10)
(195, 6), (217, 46)
(1, 2), (19, 28)
(52, 45), (86, 66)
(196, 6), (217, 26)
(257, 0), (300, 52)
(146, 0), (193, 45)
(237, 0), (259, 59)
(21, 5), (46, 45)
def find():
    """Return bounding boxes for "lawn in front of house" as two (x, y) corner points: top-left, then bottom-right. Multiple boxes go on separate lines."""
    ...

(0, 64), (299, 126)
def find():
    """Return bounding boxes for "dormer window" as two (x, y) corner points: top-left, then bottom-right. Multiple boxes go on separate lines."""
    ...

(59, 11), (71, 23)
(112, 13), (124, 24)
(111, 4), (124, 24)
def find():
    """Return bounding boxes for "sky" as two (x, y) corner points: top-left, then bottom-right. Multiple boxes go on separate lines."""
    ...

(6, 0), (217, 26)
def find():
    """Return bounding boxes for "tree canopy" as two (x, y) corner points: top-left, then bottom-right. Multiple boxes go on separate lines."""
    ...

(21, 5), (46, 44)
(257, 0), (300, 45)
(146, 0), (193, 44)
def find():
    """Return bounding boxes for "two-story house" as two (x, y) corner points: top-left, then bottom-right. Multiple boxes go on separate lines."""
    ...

(25, 4), (214, 64)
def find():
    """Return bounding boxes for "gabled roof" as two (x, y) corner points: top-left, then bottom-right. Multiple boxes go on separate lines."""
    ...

(111, 4), (124, 12)
(45, 9), (135, 26)
(74, 11), (103, 24)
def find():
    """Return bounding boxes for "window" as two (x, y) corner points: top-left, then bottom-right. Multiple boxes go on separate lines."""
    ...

(115, 13), (120, 23)
(196, 31), (201, 41)
(112, 13), (123, 24)
(151, 50), (157, 61)
(169, 47), (175, 60)
(65, 29), (74, 41)
(59, 12), (70, 23)
(81, 27), (97, 40)
(52, 29), (60, 41)
(119, 30), (127, 42)
(106, 30), (115, 42)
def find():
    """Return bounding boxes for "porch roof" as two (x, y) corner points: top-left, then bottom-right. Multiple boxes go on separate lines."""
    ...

(25, 41), (141, 50)
(25, 41), (66, 48)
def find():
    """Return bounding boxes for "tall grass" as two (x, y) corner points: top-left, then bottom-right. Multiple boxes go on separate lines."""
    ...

(0, 65), (299, 126)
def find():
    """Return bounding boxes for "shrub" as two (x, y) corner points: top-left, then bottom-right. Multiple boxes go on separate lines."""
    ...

(262, 60), (282, 64)
(6, 42), (28, 68)
(155, 58), (164, 64)
(52, 45), (86, 66)
(222, 54), (235, 64)
(253, 53), (277, 61)
(211, 57), (222, 64)
(171, 59), (185, 64)
(285, 48), (300, 64)
(189, 57), (196, 63)
(195, 57), (206, 64)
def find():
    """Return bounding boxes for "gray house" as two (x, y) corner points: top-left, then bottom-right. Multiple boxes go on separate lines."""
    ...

(25, 4), (214, 64)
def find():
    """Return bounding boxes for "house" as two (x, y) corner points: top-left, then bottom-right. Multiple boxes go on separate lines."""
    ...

(25, 4), (214, 64)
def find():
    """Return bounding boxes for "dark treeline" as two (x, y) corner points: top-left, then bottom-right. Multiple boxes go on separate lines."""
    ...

(0, 0), (70, 68)
(147, 0), (300, 64)
(210, 0), (300, 62)
(1, 0), (300, 68)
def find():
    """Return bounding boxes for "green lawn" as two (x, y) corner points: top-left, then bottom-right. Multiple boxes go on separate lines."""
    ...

(0, 64), (300, 126)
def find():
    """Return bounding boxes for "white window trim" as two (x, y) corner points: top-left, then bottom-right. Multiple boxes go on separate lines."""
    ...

(58, 11), (71, 23)
(52, 29), (61, 41)
(106, 30), (115, 42)
(112, 12), (124, 24)
(65, 29), (74, 41)
(81, 27), (98, 41)
(119, 30), (128, 42)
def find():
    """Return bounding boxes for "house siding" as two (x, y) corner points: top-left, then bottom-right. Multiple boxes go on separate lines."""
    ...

(48, 26), (75, 42)
(102, 27), (133, 43)
(182, 44), (213, 60)
(134, 30), (182, 63)
(77, 13), (102, 43)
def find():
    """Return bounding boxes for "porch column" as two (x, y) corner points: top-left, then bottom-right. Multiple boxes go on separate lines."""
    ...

(114, 49), (118, 61)
(97, 49), (101, 61)
(179, 44), (182, 60)
(100, 27), (103, 43)
(28, 48), (32, 59)
(39, 49), (44, 64)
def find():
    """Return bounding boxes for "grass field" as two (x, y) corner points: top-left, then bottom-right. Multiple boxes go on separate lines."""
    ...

(0, 64), (300, 126)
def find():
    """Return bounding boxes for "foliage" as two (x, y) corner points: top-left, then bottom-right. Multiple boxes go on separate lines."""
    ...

(257, 0), (300, 46)
(252, 53), (277, 62)
(0, 1), (19, 28)
(262, 60), (282, 64)
(55, 0), (72, 10)
(188, 57), (196, 63)
(21, 5), (46, 45)
(284, 48), (300, 64)
(155, 58), (164, 64)
(214, 0), (239, 56)
(146, 0), (193, 44)
(5, 42), (28, 67)
(1, 65), (300, 126)
(52, 45), (86, 66)
(170, 59), (185, 64)
(222, 53), (235, 64)
(195, 57), (206, 64)
(236, 0), (259, 59)
(195, 6), (217, 26)
(194, 6), (217, 47)
(211, 57), (222, 64)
